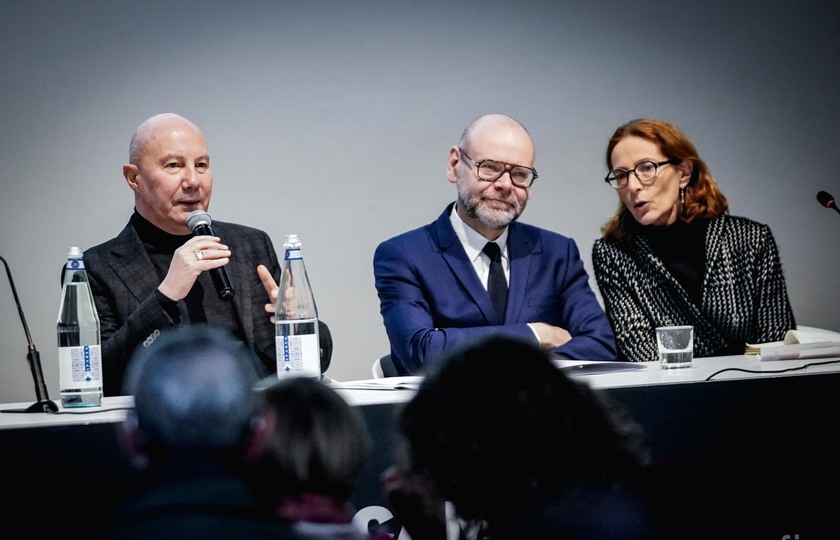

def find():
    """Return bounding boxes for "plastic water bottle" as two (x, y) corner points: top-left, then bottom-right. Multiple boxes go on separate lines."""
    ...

(275, 234), (321, 379)
(57, 247), (103, 407)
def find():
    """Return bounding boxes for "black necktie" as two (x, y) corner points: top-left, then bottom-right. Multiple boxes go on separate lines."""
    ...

(482, 242), (507, 322)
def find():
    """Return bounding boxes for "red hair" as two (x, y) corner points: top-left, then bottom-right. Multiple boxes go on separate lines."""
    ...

(601, 118), (729, 242)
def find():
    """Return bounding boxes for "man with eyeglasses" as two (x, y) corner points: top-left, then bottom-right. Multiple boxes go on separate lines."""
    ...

(373, 113), (617, 375)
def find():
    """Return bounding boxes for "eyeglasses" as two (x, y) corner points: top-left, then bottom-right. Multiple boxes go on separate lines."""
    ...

(604, 158), (682, 189)
(459, 148), (538, 188)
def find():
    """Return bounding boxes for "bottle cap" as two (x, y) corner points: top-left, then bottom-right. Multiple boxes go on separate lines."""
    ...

(67, 247), (83, 258)
(284, 234), (301, 248)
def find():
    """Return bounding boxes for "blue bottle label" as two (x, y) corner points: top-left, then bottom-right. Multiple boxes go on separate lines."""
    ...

(58, 344), (102, 386)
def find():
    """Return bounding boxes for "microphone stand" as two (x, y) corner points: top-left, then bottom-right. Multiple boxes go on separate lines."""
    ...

(0, 255), (58, 413)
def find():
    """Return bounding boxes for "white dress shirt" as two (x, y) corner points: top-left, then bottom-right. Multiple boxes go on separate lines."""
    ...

(449, 205), (509, 290)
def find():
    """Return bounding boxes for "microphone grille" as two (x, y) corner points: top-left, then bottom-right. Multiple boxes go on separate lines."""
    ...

(817, 191), (835, 208)
(187, 210), (212, 232)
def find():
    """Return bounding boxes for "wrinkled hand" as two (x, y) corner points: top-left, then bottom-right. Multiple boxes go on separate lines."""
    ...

(530, 322), (572, 350)
(158, 236), (230, 301)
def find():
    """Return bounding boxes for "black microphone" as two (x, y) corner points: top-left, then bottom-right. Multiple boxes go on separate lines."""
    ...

(186, 210), (235, 301)
(0, 255), (59, 413)
(817, 190), (840, 215)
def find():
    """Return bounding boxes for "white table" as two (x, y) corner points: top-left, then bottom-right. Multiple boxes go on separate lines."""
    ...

(3, 354), (839, 537)
(4, 355), (837, 424)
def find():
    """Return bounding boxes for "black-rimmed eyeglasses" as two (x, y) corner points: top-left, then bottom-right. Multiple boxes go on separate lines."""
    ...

(604, 158), (682, 189)
(459, 148), (538, 188)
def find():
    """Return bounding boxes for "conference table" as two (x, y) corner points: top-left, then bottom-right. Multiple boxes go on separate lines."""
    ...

(3, 354), (839, 537)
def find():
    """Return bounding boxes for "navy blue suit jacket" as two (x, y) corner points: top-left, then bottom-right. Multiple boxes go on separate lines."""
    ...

(374, 204), (617, 375)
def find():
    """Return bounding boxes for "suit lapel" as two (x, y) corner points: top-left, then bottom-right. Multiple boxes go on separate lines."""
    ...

(433, 206), (499, 324)
(505, 222), (537, 323)
(701, 214), (727, 307)
(633, 233), (712, 324)
(108, 224), (161, 302)
(216, 223), (255, 343)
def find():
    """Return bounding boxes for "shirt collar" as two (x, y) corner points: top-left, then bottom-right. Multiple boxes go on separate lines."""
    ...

(449, 203), (509, 262)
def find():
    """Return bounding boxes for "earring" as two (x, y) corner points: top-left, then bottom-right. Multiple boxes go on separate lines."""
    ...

(679, 187), (685, 205)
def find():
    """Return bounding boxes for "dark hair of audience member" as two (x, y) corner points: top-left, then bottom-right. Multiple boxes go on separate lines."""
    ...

(396, 335), (652, 538)
(121, 324), (264, 472)
(247, 377), (372, 513)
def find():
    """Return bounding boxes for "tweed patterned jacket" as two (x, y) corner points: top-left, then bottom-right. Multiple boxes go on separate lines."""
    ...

(592, 214), (795, 362)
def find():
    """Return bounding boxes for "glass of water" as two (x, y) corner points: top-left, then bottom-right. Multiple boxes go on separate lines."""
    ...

(656, 326), (694, 369)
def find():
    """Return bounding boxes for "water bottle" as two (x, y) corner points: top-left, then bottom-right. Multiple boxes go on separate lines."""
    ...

(57, 247), (103, 407)
(275, 234), (321, 379)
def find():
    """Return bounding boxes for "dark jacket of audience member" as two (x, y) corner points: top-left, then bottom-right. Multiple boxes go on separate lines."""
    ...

(101, 325), (311, 540)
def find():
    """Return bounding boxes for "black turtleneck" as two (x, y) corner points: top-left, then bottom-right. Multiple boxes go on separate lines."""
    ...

(640, 219), (708, 307)
(131, 211), (193, 278)
(131, 211), (244, 340)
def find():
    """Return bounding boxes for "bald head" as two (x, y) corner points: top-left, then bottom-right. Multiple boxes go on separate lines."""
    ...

(123, 112), (213, 234)
(129, 113), (204, 165)
(459, 114), (533, 158)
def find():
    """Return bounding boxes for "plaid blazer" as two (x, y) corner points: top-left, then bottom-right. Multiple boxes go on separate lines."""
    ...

(84, 219), (282, 396)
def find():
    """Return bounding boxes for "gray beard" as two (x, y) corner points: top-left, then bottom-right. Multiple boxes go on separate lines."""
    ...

(456, 183), (522, 230)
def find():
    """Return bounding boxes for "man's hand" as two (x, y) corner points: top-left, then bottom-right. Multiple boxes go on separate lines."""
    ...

(158, 236), (230, 301)
(257, 264), (278, 323)
(530, 322), (572, 350)
(259, 264), (308, 320)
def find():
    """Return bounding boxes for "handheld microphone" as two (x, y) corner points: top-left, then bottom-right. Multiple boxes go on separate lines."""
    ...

(817, 191), (840, 215)
(186, 210), (235, 301)
(0, 254), (58, 413)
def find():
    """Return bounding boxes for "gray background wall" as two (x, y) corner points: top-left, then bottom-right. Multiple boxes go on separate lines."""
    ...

(1, 0), (838, 403)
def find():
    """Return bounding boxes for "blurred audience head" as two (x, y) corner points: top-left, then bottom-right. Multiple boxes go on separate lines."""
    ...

(249, 377), (371, 515)
(396, 335), (651, 536)
(120, 324), (264, 469)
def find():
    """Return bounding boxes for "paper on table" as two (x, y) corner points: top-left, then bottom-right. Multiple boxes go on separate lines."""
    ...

(783, 327), (840, 344)
(552, 359), (647, 375)
(756, 343), (840, 361)
(327, 376), (423, 391)
(328, 361), (647, 390)
(746, 327), (840, 361)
